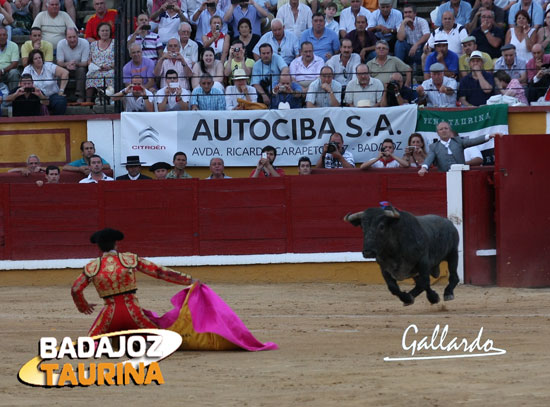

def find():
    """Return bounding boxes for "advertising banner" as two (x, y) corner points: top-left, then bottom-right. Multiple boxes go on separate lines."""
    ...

(120, 105), (418, 166)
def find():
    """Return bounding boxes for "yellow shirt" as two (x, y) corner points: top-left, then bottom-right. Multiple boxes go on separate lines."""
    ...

(21, 40), (54, 62)
(459, 52), (494, 75)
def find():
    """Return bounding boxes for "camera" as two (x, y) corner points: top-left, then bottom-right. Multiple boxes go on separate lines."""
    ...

(233, 47), (241, 52)
(24, 87), (35, 92)
(387, 80), (400, 93)
(171, 52), (178, 57)
(215, 23), (220, 32)
(231, 0), (240, 4)
(141, 24), (151, 31)
(206, 2), (215, 7)
(132, 85), (143, 92)
(166, 4), (174, 9)
(327, 142), (339, 154)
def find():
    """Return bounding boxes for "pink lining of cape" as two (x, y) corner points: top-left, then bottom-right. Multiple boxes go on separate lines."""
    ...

(143, 283), (278, 351)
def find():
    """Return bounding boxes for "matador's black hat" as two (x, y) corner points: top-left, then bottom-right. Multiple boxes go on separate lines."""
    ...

(90, 228), (124, 245)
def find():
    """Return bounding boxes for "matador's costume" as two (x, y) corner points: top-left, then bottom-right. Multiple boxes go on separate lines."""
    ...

(71, 251), (193, 336)
(71, 228), (278, 351)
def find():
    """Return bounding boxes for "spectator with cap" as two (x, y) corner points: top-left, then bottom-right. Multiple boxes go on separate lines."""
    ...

(471, 9), (505, 60)
(344, 63), (383, 107)
(458, 50), (495, 106)
(367, 0), (402, 52)
(459, 36), (494, 79)
(424, 35), (459, 80)
(494, 43), (527, 84)
(434, 0), (472, 27)
(116, 156), (152, 181)
(416, 62), (457, 107)
(225, 68), (258, 110)
(150, 161), (172, 180)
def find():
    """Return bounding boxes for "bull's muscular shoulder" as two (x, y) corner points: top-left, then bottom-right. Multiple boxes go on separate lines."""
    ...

(119, 252), (138, 268)
(84, 258), (101, 277)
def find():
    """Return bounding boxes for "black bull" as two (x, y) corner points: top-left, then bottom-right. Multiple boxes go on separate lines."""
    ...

(344, 206), (460, 305)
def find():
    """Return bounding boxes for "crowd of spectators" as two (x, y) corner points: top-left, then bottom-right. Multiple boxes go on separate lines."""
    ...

(4, 0), (550, 115)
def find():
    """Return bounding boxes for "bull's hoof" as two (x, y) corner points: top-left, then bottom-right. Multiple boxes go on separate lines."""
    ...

(427, 291), (440, 304)
(400, 293), (415, 306)
(444, 294), (455, 301)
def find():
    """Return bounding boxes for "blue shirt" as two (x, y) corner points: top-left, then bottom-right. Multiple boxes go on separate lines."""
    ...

(508, 2), (543, 26)
(458, 71), (495, 106)
(425, 50), (459, 76)
(435, 1), (472, 27)
(226, 5), (265, 36)
(253, 30), (300, 65)
(68, 157), (109, 167)
(300, 28), (340, 62)
(190, 87), (226, 110)
(270, 82), (303, 109)
(250, 53), (287, 87)
(368, 8), (403, 42)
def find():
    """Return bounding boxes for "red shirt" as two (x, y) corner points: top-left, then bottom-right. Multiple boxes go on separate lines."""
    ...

(85, 9), (118, 41)
(249, 167), (285, 177)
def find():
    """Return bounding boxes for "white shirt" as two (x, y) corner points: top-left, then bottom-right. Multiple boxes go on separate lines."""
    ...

(56, 38), (90, 63)
(276, 4), (312, 39)
(225, 85), (258, 110)
(79, 173), (114, 183)
(155, 86), (191, 111)
(344, 76), (384, 106)
(326, 53), (362, 86)
(124, 88), (154, 112)
(420, 76), (457, 107)
(339, 7), (372, 35)
(289, 55), (325, 82)
(22, 62), (59, 97)
(427, 24), (468, 56)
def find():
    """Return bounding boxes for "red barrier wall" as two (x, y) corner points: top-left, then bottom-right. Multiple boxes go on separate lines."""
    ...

(0, 172), (447, 260)
(462, 169), (496, 285)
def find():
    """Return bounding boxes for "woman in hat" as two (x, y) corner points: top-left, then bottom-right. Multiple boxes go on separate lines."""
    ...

(71, 228), (195, 336)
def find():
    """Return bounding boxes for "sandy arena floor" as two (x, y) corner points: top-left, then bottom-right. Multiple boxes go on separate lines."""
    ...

(1, 280), (549, 406)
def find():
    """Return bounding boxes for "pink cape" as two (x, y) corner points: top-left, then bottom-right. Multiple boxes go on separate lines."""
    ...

(143, 283), (278, 351)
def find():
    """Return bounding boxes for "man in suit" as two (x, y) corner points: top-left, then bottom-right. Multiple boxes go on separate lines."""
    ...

(418, 121), (499, 175)
(116, 155), (152, 180)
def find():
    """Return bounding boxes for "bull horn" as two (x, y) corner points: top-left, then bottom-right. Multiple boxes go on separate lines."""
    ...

(384, 207), (400, 219)
(344, 211), (363, 223)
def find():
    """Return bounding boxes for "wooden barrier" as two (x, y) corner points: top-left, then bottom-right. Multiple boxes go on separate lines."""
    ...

(0, 172), (447, 260)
